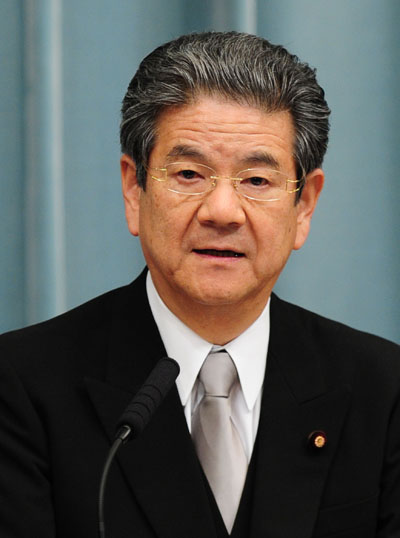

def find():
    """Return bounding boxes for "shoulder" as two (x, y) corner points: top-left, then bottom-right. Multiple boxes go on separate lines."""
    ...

(271, 293), (399, 352)
(1, 285), (118, 349)
(270, 293), (400, 387)
(0, 273), (148, 376)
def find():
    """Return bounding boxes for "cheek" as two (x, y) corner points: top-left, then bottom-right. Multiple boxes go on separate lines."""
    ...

(259, 206), (297, 239)
(139, 192), (166, 231)
(282, 205), (299, 237)
(254, 210), (298, 261)
(138, 194), (190, 250)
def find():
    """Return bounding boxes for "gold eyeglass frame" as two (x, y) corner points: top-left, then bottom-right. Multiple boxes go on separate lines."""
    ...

(149, 162), (305, 202)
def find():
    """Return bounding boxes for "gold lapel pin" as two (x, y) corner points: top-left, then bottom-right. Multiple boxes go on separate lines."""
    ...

(308, 430), (327, 449)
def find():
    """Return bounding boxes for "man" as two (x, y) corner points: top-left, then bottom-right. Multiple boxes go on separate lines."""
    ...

(0, 32), (399, 538)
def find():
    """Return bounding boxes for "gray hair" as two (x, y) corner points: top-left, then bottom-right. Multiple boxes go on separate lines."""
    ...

(120, 31), (330, 194)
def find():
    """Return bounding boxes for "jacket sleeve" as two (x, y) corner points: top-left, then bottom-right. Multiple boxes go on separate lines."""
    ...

(0, 357), (56, 537)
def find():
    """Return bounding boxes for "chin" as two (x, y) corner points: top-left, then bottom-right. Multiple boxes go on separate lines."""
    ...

(184, 283), (253, 307)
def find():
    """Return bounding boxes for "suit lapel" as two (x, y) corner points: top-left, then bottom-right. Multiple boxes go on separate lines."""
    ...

(85, 272), (217, 538)
(249, 295), (351, 538)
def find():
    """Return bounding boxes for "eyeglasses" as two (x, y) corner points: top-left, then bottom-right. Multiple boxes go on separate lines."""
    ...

(149, 162), (304, 202)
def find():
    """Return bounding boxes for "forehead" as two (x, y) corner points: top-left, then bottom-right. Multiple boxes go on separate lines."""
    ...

(151, 96), (296, 171)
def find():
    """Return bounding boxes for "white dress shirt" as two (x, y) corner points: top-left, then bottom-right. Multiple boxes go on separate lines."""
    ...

(146, 272), (270, 461)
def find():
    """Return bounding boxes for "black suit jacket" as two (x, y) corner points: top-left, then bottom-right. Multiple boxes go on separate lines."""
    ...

(0, 270), (399, 538)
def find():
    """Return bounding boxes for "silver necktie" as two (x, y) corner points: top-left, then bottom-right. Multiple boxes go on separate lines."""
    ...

(192, 351), (248, 533)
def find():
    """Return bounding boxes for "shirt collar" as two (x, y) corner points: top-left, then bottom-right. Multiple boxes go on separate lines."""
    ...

(146, 272), (270, 411)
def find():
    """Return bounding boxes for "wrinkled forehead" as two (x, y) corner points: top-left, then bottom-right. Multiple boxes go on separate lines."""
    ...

(150, 95), (297, 173)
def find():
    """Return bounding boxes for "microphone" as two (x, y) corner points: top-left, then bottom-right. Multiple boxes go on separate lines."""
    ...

(115, 356), (180, 442)
(98, 357), (180, 538)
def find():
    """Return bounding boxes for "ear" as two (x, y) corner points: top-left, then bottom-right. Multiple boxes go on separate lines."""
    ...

(120, 154), (141, 237)
(293, 168), (324, 250)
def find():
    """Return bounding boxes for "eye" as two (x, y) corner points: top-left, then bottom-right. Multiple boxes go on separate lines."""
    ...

(241, 176), (270, 187)
(179, 169), (200, 180)
(170, 165), (207, 184)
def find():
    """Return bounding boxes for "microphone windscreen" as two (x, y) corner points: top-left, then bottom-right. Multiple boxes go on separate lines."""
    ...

(116, 357), (179, 439)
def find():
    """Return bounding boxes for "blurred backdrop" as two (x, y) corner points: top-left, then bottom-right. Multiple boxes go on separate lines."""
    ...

(1, 0), (399, 343)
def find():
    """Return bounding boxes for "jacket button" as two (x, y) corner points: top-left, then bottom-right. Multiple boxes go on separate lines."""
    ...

(308, 430), (327, 449)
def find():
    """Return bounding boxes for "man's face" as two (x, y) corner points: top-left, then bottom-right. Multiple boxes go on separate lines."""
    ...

(121, 96), (323, 317)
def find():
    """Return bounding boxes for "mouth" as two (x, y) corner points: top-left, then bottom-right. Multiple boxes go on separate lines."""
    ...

(193, 249), (245, 258)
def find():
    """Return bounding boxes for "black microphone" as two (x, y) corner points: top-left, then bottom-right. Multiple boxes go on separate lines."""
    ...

(115, 356), (180, 442)
(98, 357), (180, 538)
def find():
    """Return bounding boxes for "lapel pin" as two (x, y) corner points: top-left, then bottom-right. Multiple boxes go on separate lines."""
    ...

(308, 430), (327, 449)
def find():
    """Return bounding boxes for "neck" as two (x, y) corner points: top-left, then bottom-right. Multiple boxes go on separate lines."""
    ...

(156, 287), (270, 345)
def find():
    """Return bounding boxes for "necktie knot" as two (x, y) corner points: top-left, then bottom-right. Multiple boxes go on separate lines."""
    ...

(199, 351), (238, 398)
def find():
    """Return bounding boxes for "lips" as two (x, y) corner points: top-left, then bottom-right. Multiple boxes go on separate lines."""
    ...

(193, 249), (244, 258)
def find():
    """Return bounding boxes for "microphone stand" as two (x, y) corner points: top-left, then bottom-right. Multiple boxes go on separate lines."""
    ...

(98, 426), (130, 538)
(97, 358), (179, 538)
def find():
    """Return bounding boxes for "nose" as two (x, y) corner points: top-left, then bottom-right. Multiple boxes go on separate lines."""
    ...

(196, 178), (246, 228)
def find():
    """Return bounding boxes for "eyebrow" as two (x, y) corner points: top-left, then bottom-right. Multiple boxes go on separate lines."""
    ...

(239, 151), (280, 170)
(166, 145), (205, 160)
(166, 146), (281, 169)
